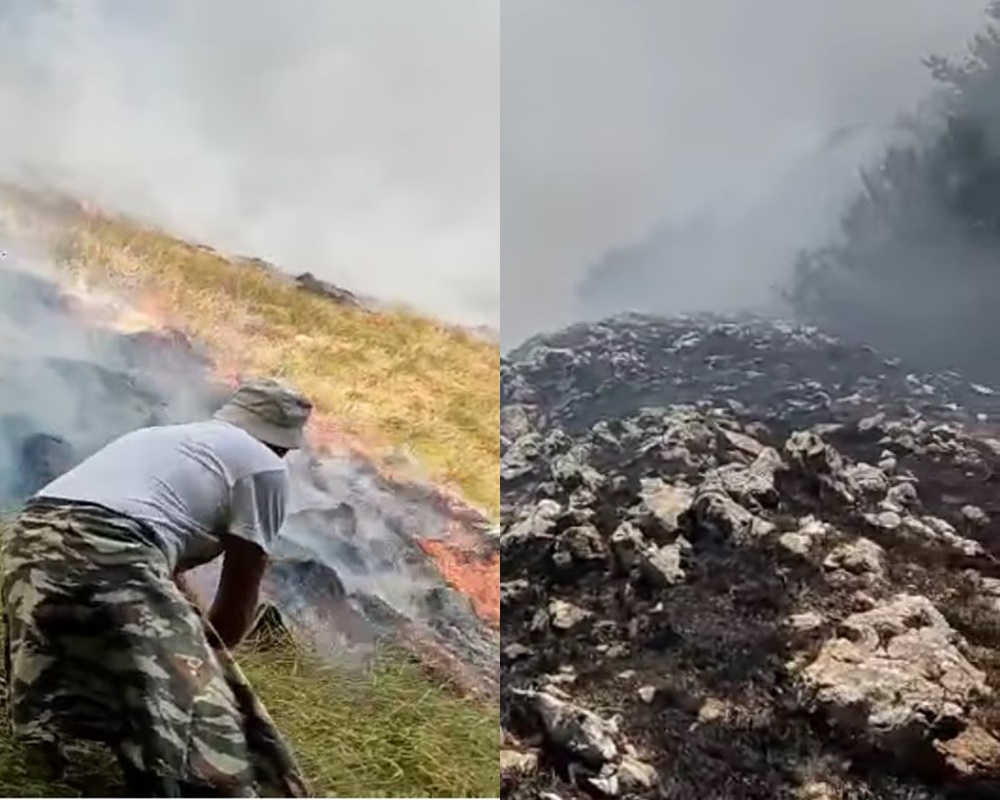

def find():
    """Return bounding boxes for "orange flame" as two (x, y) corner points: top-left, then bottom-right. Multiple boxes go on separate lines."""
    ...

(418, 538), (500, 626)
(71, 283), (502, 626)
(61, 278), (173, 336)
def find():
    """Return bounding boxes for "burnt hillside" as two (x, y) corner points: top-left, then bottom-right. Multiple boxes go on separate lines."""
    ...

(501, 313), (1000, 799)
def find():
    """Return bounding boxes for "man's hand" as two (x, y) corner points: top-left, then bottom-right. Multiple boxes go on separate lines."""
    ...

(209, 534), (268, 649)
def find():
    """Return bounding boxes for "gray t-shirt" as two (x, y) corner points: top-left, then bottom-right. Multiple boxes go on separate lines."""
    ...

(37, 419), (289, 572)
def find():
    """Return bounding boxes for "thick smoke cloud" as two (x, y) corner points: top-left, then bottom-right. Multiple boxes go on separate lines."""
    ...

(1, 2), (991, 347)
(501, 0), (989, 347)
(0, 0), (498, 328)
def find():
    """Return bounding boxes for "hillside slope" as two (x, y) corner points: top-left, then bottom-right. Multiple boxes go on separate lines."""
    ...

(0, 189), (500, 797)
(502, 314), (1000, 799)
(0, 185), (500, 516)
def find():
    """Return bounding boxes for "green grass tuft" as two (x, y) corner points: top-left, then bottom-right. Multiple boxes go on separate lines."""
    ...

(0, 618), (499, 797)
(239, 645), (499, 797)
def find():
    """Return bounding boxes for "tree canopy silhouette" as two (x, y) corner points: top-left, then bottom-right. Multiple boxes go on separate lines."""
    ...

(787, 2), (1000, 380)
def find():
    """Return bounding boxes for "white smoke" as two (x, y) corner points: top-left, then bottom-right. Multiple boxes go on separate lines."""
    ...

(0, 1), (499, 329)
(2, 2), (992, 347)
(500, 0), (991, 347)
(0, 230), (495, 672)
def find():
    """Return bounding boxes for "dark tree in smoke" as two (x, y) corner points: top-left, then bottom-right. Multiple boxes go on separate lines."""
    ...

(787, 1), (1000, 381)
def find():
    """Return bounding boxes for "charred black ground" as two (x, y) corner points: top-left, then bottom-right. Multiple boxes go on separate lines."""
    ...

(501, 313), (1000, 799)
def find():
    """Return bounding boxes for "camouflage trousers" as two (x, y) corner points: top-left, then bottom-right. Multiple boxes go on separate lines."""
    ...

(0, 498), (310, 797)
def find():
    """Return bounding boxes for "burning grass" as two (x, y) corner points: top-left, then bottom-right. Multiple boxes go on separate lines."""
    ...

(0, 190), (499, 517)
(418, 538), (500, 625)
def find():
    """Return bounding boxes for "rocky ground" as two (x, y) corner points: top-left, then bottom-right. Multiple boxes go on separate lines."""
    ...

(501, 313), (1000, 799)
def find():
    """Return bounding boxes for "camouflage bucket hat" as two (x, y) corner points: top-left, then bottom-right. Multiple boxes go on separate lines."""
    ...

(213, 378), (313, 450)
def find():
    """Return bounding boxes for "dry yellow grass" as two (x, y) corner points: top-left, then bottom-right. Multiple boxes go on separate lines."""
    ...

(0, 612), (501, 797)
(0, 190), (499, 515)
(63, 213), (499, 516)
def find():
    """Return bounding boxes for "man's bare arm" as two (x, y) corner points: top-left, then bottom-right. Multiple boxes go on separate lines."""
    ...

(209, 534), (269, 649)
(173, 570), (205, 610)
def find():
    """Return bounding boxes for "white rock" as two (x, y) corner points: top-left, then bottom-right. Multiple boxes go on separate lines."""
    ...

(587, 771), (620, 797)
(845, 463), (889, 496)
(866, 510), (901, 529)
(779, 532), (813, 556)
(639, 542), (686, 587)
(637, 686), (657, 704)
(823, 538), (885, 580)
(617, 757), (659, 790)
(788, 611), (826, 633)
(797, 781), (839, 800)
(963, 505), (990, 525)
(885, 482), (918, 509)
(500, 750), (539, 775)
(799, 594), (991, 755)
(515, 690), (620, 767)
(503, 643), (534, 660)
(697, 697), (730, 724)
(639, 480), (695, 534)
(548, 599), (592, 631)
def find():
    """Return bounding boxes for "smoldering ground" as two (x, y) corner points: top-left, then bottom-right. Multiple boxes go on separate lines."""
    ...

(0, 233), (498, 689)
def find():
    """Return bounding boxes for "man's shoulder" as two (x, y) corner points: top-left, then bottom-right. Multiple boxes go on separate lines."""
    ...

(202, 420), (287, 474)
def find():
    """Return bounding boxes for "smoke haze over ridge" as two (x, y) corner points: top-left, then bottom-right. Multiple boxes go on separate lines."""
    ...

(501, 0), (990, 347)
(0, 2), (993, 344)
(0, 0), (499, 328)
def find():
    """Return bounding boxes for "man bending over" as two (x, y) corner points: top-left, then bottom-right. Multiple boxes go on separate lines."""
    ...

(1, 378), (313, 797)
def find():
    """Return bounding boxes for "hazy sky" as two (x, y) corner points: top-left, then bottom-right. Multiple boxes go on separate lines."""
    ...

(0, 0), (499, 327)
(0, 1), (992, 344)
(502, 0), (991, 345)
